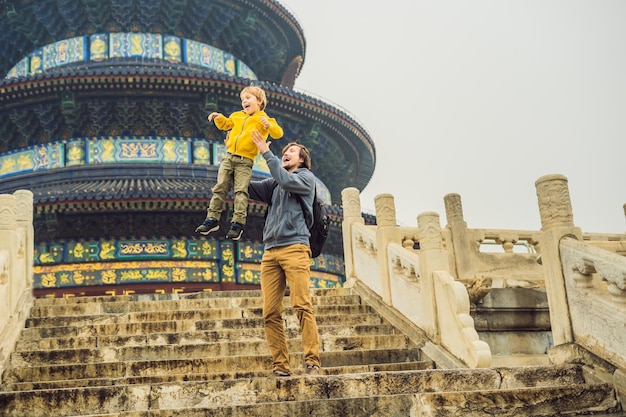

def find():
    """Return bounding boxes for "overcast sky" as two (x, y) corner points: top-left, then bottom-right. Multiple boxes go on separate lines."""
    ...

(279, 0), (625, 234)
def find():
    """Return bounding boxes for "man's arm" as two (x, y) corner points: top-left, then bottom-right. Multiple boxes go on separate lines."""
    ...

(248, 178), (273, 203)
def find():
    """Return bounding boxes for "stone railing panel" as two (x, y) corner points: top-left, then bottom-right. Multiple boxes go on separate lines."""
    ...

(445, 191), (545, 290)
(432, 270), (492, 368)
(560, 237), (626, 370)
(387, 242), (424, 327)
(468, 230), (543, 284)
(584, 239), (626, 257)
(473, 229), (541, 254)
(0, 190), (34, 385)
(350, 223), (382, 296)
(398, 226), (420, 251)
(0, 250), (8, 285)
(15, 189), (34, 291)
(0, 194), (17, 329)
(0, 249), (9, 340)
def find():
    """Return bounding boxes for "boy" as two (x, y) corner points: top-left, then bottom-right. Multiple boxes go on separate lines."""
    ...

(195, 86), (283, 240)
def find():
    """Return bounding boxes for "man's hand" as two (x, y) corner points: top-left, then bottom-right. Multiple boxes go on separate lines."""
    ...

(251, 129), (270, 153)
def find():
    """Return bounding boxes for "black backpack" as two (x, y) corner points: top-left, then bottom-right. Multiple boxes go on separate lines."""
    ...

(296, 188), (329, 258)
(268, 181), (329, 258)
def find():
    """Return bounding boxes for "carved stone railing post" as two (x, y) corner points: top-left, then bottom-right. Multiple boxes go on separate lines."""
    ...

(0, 193), (18, 384)
(417, 211), (448, 340)
(15, 190), (33, 291)
(0, 194), (18, 311)
(374, 193), (401, 304)
(341, 187), (365, 288)
(535, 174), (582, 346)
(444, 193), (474, 280)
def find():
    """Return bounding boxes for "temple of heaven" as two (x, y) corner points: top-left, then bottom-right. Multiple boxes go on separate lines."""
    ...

(0, 0), (376, 297)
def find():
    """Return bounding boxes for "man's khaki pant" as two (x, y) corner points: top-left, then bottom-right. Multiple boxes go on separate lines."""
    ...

(261, 243), (321, 373)
(207, 153), (253, 224)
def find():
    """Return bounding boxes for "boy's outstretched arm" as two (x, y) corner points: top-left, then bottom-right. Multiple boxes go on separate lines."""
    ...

(207, 112), (222, 122)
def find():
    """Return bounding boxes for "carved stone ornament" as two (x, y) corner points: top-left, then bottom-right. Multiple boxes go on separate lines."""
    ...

(14, 189), (34, 222)
(374, 194), (396, 227)
(0, 195), (17, 231)
(535, 174), (574, 229)
(594, 259), (626, 303)
(341, 187), (362, 219)
(418, 211), (442, 251)
(444, 193), (464, 223)
(568, 255), (595, 288)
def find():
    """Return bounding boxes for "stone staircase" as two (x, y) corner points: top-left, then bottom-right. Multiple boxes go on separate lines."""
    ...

(0, 288), (622, 416)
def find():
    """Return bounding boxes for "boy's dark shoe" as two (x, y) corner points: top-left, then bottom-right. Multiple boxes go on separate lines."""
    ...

(225, 222), (244, 240)
(195, 218), (219, 235)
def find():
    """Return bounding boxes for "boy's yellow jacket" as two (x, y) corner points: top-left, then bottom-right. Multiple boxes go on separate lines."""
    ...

(214, 110), (283, 160)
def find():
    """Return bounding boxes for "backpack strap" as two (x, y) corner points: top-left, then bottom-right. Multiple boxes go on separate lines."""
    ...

(264, 180), (279, 220)
(269, 180), (278, 200)
(294, 187), (315, 230)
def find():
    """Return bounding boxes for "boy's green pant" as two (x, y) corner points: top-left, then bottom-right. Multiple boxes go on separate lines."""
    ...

(207, 153), (254, 225)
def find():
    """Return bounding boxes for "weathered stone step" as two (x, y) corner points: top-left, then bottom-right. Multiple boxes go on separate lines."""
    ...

(29, 290), (261, 307)
(24, 304), (374, 329)
(29, 293), (363, 318)
(18, 312), (387, 343)
(1, 365), (616, 417)
(10, 334), (412, 366)
(201, 312), (386, 330)
(3, 360), (436, 392)
(2, 348), (424, 385)
(19, 312), (387, 342)
(28, 288), (258, 306)
(16, 323), (400, 351)
(29, 290), (260, 306)
(107, 383), (619, 417)
(28, 288), (349, 308)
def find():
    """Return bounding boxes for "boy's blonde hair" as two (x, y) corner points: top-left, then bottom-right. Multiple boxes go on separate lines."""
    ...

(241, 86), (267, 111)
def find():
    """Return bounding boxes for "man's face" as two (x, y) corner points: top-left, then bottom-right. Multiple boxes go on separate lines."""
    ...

(282, 145), (303, 172)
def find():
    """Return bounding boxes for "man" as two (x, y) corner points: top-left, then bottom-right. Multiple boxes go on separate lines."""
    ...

(248, 129), (321, 376)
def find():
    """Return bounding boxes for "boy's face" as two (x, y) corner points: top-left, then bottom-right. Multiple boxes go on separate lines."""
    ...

(241, 92), (262, 115)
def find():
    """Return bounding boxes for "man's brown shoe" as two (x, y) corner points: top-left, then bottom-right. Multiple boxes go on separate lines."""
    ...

(305, 364), (320, 375)
(272, 369), (291, 377)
